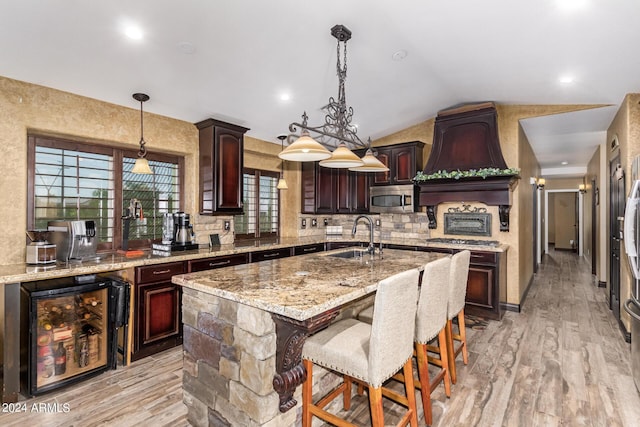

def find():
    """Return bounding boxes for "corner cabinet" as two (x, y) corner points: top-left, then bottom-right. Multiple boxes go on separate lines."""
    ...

(196, 119), (249, 215)
(132, 262), (185, 361)
(373, 141), (425, 186)
(301, 149), (371, 214)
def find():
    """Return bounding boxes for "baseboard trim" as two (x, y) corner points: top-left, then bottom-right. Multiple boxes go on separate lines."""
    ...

(617, 317), (631, 343)
(598, 280), (606, 288)
(502, 302), (520, 313)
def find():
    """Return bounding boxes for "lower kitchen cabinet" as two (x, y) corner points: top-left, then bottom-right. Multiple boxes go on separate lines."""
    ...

(418, 246), (505, 320)
(132, 261), (185, 361)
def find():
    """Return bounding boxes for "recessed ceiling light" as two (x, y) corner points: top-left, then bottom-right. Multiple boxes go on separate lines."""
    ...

(559, 75), (574, 84)
(279, 93), (291, 101)
(392, 50), (408, 61)
(124, 25), (144, 40)
(561, 161), (569, 165)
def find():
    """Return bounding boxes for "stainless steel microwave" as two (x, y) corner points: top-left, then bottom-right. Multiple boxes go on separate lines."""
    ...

(369, 184), (418, 213)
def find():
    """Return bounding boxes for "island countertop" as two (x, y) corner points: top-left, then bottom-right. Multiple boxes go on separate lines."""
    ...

(172, 247), (444, 321)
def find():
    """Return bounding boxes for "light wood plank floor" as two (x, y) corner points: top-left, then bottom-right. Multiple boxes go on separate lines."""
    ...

(3, 248), (639, 426)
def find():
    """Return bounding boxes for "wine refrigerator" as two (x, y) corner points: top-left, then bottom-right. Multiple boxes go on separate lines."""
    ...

(20, 276), (129, 396)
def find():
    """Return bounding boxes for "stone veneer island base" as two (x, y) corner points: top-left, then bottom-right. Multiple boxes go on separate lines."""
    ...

(173, 248), (443, 426)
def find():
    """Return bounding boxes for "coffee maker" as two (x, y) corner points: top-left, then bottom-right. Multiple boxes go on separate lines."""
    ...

(159, 212), (197, 251)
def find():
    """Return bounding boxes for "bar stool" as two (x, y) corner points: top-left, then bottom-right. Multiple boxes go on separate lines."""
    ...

(443, 250), (471, 384)
(302, 268), (421, 427)
(359, 257), (452, 426)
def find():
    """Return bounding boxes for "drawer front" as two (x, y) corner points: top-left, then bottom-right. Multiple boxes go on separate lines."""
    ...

(468, 251), (496, 265)
(250, 248), (292, 262)
(188, 253), (248, 272)
(418, 247), (454, 254)
(294, 244), (325, 256)
(136, 261), (185, 284)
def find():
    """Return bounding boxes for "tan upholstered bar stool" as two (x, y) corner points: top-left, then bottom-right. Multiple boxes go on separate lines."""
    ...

(443, 250), (471, 384)
(302, 269), (421, 427)
(359, 257), (452, 426)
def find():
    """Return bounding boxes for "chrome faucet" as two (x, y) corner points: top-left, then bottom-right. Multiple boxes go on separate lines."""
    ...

(352, 215), (378, 254)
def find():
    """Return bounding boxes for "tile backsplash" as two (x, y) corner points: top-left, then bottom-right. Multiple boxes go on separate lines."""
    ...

(298, 213), (430, 242)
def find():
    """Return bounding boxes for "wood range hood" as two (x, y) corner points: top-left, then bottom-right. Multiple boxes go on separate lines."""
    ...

(417, 102), (519, 232)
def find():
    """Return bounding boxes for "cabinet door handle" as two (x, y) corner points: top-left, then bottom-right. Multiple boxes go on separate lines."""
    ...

(303, 247), (317, 252)
(209, 260), (231, 267)
(152, 269), (171, 275)
(470, 254), (484, 258)
(263, 253), (280, 258)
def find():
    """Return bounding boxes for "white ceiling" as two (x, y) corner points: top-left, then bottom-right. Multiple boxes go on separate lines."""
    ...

(1, 0), (638, 177)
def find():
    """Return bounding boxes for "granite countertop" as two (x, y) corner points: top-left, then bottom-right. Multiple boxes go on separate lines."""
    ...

(0, 236), (506, 285)
(172, 248), (445, 321)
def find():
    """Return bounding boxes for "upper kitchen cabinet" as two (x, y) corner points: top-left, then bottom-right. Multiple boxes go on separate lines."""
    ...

(301, 149), (370, 214)
(196, 119), (250, 215)
(372, 141), (425, 185)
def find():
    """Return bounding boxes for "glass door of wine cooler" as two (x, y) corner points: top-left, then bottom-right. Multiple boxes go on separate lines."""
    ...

(21, 279), (113, 396)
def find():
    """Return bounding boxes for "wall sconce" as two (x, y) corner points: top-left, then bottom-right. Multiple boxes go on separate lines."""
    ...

(537, 178), (546, 189)
(579, 184), (586, 194)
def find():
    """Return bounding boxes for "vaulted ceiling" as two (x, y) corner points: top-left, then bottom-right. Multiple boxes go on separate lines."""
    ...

(1, 1), (637, 176)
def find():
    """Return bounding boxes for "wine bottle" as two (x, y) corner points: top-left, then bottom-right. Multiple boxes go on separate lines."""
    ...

(54, 342), (66, 375)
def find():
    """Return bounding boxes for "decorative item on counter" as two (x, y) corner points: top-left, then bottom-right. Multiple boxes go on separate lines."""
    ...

(118, 198), (145, 257)
(26, 230), (57, 265)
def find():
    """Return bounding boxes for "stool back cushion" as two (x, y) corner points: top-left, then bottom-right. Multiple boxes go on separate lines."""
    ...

(368, 268), (420, 387)
(448, 250), (471, 319)
(415, 257), (452, 344)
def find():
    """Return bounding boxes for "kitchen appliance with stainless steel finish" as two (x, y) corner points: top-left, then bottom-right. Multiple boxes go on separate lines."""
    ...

(47, 220), (98, 262)
(172, 212), (198, 251)
(26, 230), (57, 265)
(623, 172), (640, 392)
(369, 184), (418, 213)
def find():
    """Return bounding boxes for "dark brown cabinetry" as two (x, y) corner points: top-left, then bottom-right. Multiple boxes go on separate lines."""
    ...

(250, 248), (292, 262)
(417, 246), (505, 320)
(465, 251), (505, 320)
(132, 261), (185, 361)
(301, 149), (371, 214)
(188, 253), (249, 273)
(196, 119), (249, 215)
(373, 141), (424, 186)
(294, 243), (325, 256)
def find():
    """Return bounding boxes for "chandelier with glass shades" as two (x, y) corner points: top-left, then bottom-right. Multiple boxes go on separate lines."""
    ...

(278, 25), (389, 172)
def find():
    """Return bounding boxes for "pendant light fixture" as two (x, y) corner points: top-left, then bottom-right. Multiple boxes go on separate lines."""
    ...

(349, 147), (390, 172)
(131, 92), (153, 174)
(276, 134), (288, 190)
(283, 25), (370, 168)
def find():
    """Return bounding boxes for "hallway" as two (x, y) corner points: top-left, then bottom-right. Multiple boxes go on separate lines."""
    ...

(2, 249), (639, 426)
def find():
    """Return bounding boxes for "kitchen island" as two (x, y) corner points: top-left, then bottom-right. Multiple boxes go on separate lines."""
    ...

(172, 248), (444, 427)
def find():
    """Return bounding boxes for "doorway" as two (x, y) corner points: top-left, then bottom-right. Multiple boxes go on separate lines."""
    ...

(544, 189), (582, 255)
(610, 159), (624, 320)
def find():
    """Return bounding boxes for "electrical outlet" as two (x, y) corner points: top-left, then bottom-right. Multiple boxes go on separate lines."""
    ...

(224, 220), (230, 231)
(311, 218), (318, 227)
(323, 218), (329, 226)
(301, 219), (307, 228)
(375, 219), (381, 227)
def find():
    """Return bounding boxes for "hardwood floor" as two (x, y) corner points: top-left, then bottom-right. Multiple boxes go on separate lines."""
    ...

(3, 248), (639, 426)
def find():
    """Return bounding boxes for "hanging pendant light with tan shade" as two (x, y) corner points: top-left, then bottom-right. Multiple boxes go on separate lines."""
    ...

(278, 115), (332, 162)
(318, 142), (365, 168)
(276, 134), (288, 190)
(348, 148), (389, 172)
(131, 93), (153, 174)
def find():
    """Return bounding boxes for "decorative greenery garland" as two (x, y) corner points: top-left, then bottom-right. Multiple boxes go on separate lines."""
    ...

(413, 167), (520, 182)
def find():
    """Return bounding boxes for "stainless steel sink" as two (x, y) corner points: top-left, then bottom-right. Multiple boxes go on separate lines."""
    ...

(327, 249), (369, 259)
